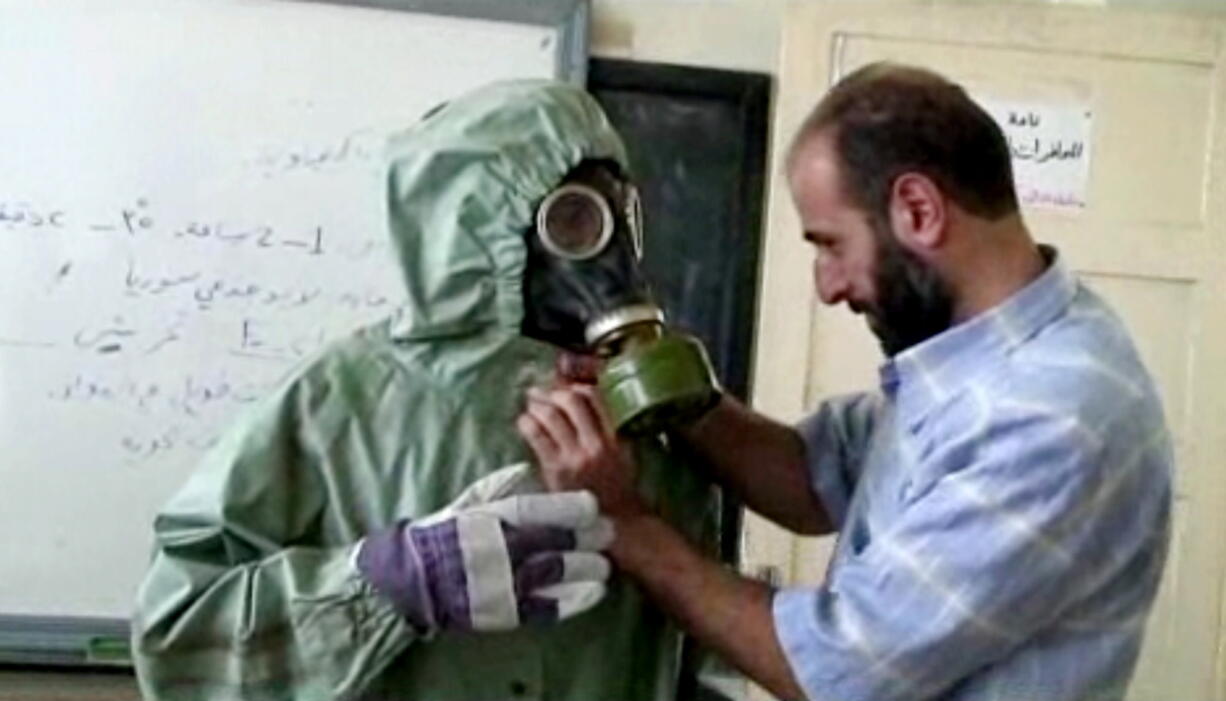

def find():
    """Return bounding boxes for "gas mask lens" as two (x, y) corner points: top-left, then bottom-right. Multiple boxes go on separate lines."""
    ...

(536, 183), (614, 260)
(536, 182), (644, 262)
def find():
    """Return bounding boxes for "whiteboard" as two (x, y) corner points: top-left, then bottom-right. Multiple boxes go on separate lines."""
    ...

(0, 0), (582, 630)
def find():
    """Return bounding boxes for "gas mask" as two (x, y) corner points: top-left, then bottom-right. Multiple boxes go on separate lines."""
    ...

(522, 161), (720, 435)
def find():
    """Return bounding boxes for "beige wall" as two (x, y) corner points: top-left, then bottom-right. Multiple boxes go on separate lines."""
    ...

(592, 0), (1223, 74)
(592, 0), (787, 73)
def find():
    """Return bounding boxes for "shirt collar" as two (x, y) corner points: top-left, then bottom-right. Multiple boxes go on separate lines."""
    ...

(879, 245), (1076, 425)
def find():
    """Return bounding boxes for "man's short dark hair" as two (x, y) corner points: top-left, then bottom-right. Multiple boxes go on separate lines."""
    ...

(790, 62), (1019, 226)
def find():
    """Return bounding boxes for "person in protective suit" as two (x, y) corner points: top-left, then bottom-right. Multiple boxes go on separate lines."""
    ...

(131, 81), (718, 701)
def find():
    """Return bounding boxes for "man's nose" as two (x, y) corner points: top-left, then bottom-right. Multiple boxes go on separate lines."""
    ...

(814, 261), (849, 306)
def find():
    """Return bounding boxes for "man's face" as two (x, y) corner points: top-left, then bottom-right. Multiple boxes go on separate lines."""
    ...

(788, 138), (954, 356)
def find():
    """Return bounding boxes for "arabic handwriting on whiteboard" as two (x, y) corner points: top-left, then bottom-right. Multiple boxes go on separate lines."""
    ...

(48, 371), (268, 417)
(5, 197), (389, 263)
(1, 188), (402, 467)
(249, 128), (381, 178)
(0, 201), (67, 230)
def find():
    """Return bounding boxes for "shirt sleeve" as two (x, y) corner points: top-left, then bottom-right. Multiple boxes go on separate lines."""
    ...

(131, 379), (415, 701)
(774, 400), (1170, 701)
(794, 392), (883, 529)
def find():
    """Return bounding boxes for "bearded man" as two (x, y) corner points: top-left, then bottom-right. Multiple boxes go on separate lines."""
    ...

(518, 63), (1174, 701)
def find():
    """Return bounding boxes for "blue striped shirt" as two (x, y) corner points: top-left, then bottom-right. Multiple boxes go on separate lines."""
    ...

(774, 248), (1172, 701)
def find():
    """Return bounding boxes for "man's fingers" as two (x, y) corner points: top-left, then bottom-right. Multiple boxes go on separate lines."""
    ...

(546, 387), (609, 454)
(516, 413), (559, 465)
(524, 389), (580, 449)
(569, 383), (617, 436)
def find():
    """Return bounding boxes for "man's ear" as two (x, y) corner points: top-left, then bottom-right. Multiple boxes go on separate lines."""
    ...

(888, 172), (947, 251)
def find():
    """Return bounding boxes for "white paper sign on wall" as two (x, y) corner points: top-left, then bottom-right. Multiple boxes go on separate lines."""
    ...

(975, 98), (1093, 211)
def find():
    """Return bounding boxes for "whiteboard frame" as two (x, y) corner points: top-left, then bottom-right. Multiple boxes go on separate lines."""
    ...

(295, 0), (590, 83)
(0, 0), (587, 669)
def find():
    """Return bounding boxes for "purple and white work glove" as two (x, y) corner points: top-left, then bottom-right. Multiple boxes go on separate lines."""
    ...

(356, 465), (614, 634)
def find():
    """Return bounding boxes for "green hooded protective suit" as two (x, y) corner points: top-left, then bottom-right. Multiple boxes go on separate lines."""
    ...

(131, 81), (718, 701)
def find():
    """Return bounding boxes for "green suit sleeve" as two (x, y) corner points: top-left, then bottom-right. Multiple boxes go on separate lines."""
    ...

(131, 379), (414, 701)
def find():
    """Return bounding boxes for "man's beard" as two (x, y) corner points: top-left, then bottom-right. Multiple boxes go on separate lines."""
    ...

(864, 230), (955, 357)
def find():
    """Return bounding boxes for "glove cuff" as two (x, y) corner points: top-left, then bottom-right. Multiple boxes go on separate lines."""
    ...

(355, 520), (439, 633)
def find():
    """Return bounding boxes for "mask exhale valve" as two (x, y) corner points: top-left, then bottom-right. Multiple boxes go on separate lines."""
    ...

(586, 305), (721, 436)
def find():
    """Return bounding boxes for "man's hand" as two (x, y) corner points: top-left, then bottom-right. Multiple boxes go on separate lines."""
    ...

(516, 388), (809, 700)
(516, 384), (647, 517)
